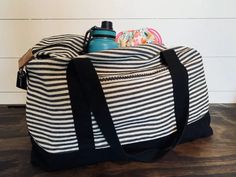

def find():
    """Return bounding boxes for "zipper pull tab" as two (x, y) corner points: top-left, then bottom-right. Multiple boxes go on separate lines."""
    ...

(16, 68), (27, 90)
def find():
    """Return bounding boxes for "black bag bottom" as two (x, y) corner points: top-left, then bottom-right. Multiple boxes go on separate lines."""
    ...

(31, 112), (213, 171)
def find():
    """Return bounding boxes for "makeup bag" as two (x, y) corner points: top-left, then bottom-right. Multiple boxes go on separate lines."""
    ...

(116, 28), (163, 47)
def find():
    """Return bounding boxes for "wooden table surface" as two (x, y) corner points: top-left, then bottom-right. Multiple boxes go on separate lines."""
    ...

(0, 104), (236, 177)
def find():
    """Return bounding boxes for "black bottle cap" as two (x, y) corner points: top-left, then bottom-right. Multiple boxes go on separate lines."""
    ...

(101, 21), (113, 30)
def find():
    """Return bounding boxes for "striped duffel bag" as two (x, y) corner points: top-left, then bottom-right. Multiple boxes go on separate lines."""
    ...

(22, 34), (213, 171)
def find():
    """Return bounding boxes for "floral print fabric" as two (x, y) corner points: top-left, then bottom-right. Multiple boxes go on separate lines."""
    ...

(116, 28), (163, 47)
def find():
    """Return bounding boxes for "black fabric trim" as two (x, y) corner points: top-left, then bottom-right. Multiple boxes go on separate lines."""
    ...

(66, 62), (95, 152)
(67, 58), (125, 160)
(160, 49), (189, 145)
(30, 112), (213, 171)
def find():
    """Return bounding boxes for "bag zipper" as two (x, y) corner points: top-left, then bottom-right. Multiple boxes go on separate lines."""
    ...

(100, 66), (168, 82)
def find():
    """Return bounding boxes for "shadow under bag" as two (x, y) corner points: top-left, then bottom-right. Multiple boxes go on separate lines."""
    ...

(23, 34), (213, 171)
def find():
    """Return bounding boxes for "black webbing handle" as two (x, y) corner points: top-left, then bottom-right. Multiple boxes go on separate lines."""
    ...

(66, 49), (189, 161)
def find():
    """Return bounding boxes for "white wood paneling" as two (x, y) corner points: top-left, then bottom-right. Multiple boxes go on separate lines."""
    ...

(0, 0), (236, 104)
(0, 59), (26, 104)
(0, 19), (236, 58)
(0, 58), (20, 92)
(0, 93), (26, 105)
(0, 0), (236, 19)
(203, 57), (236, 92)
(209, 91), (236, 103)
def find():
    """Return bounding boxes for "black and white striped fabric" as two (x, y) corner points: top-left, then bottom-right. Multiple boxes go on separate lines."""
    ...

(26, 34), (209, 154)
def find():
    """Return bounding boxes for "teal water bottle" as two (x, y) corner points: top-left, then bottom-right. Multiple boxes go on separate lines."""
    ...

(82, 21), (118, 53)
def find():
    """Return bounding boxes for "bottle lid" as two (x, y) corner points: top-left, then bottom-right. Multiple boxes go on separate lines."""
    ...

(101, 21), (113, 30)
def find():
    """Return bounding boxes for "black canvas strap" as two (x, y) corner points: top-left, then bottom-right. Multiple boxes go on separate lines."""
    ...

(66, 49), (189, 161)
(67, 64), (95, 152)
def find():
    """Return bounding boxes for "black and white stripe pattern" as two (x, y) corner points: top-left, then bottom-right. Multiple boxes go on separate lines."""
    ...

(26, 34), (209, 153)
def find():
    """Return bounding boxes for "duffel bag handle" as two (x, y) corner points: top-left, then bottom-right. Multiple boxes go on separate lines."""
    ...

(67, 49), (189, 161)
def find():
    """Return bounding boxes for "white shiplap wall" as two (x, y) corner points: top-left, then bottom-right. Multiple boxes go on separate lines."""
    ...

(1, 0), (236, 104)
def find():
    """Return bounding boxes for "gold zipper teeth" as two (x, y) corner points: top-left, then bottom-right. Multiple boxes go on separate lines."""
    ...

(100, 67), (168, 81)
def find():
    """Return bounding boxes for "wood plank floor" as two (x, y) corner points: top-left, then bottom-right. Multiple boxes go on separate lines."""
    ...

(0, 104), (236, 177)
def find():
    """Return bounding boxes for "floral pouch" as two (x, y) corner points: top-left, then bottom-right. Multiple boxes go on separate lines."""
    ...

(116, 28), (163, 47)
